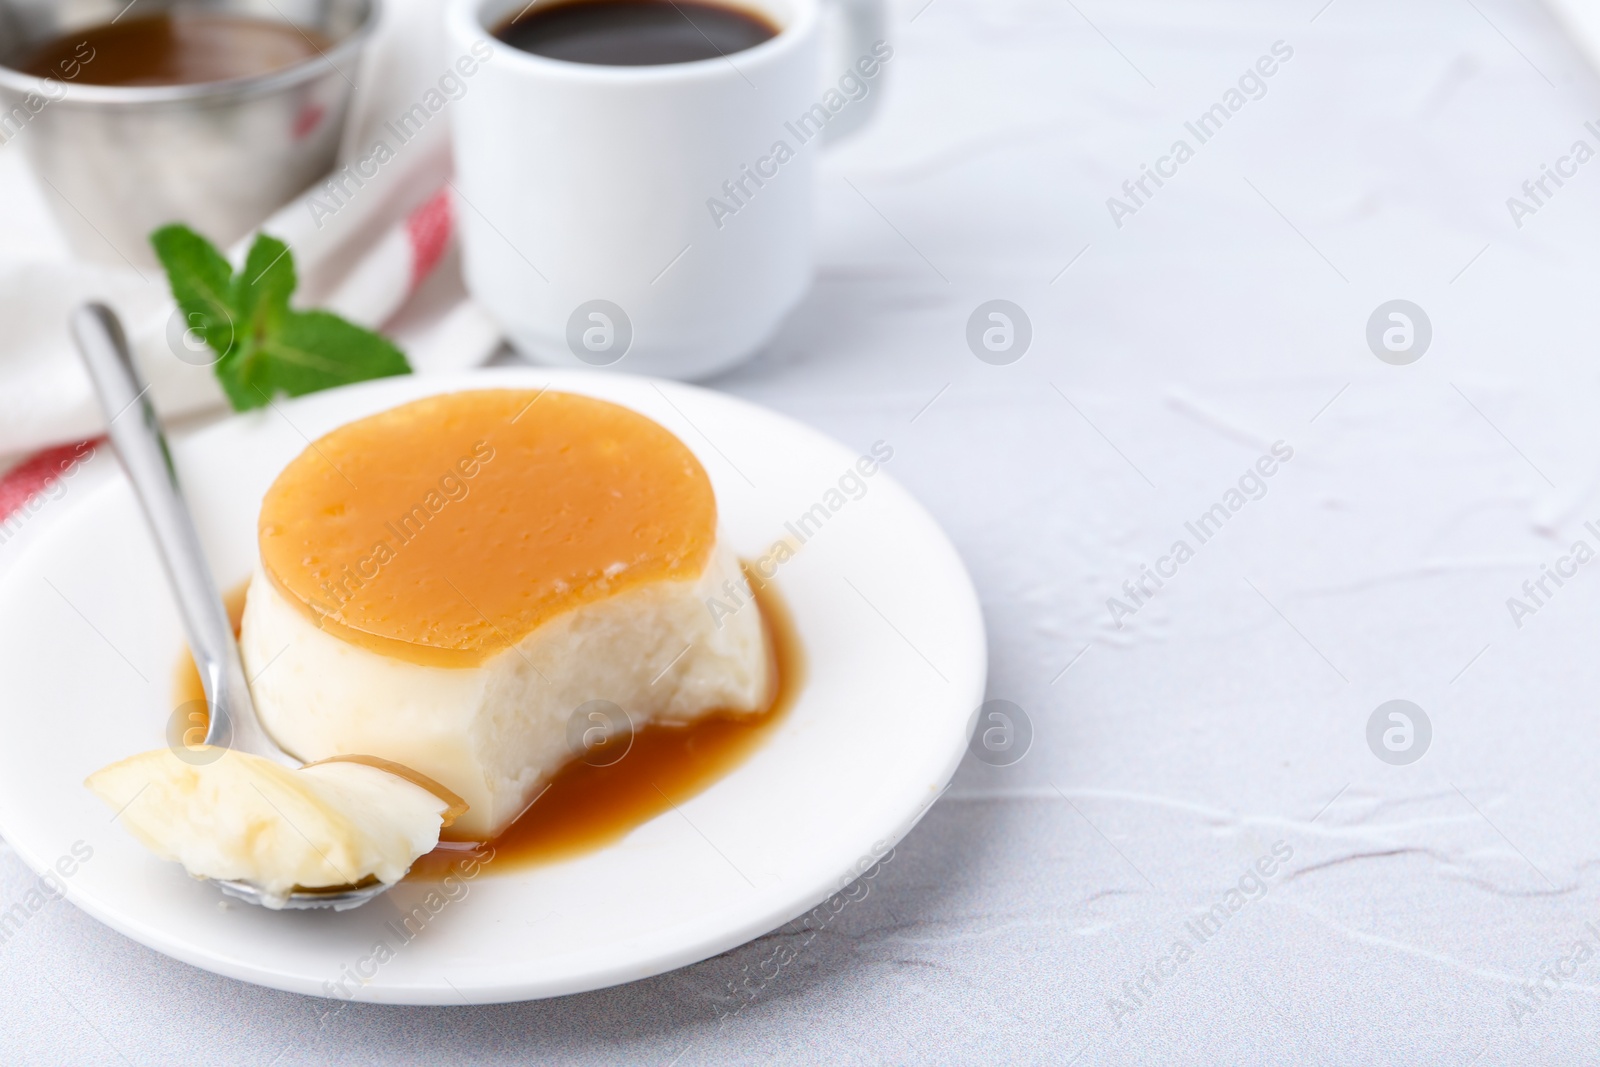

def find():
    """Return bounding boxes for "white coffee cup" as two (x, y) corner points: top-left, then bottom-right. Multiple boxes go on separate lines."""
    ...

(445, 0), (887, 379)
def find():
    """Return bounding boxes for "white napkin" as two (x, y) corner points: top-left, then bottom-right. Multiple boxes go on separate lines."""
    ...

(0, 0), (501, 456)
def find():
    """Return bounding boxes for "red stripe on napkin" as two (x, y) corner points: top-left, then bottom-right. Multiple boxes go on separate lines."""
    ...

(405, 189), (454, 293)
(0, 439), (101, 526)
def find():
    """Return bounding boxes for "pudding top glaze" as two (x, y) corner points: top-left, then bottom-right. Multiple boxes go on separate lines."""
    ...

(258, 389), (716, 668)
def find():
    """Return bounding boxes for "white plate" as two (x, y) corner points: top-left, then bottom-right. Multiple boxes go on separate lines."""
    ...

(0, 369), (986, 1004)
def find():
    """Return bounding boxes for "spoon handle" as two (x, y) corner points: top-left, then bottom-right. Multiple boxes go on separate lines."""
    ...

(69, 303), (285, 762)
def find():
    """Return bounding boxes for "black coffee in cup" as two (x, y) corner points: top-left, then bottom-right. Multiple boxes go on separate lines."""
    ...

(494, 0), (777, 66)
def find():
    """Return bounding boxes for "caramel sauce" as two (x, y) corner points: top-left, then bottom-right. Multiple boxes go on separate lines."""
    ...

(256, 390), (717, 668)
(20, 13), (332, 87)
(408, 567), (803, 879)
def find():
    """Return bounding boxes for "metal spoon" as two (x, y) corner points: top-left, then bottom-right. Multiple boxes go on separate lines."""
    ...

(71, 303), (423, 911)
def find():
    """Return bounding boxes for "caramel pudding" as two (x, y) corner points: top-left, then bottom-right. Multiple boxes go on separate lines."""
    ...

(239, 389), (772, 840)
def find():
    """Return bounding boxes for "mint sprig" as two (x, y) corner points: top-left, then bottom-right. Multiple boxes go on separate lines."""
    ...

(151, 224), (411, 412)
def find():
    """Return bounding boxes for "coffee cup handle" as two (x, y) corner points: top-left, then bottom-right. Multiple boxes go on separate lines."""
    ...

(818, 0), (889, 145)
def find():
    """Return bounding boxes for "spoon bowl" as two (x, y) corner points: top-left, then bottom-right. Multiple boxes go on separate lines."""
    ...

(217, 877), (389, 911)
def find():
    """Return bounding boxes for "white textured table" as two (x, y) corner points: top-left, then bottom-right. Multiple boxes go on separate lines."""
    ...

(7, 0), (1600, 1062)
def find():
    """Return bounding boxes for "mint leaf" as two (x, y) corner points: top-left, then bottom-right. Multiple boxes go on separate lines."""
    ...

(233, 234), (295, 337)
(248, 310), (411, 402)
(151, 223), (236, 361)
(149, 224), (412, 412)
